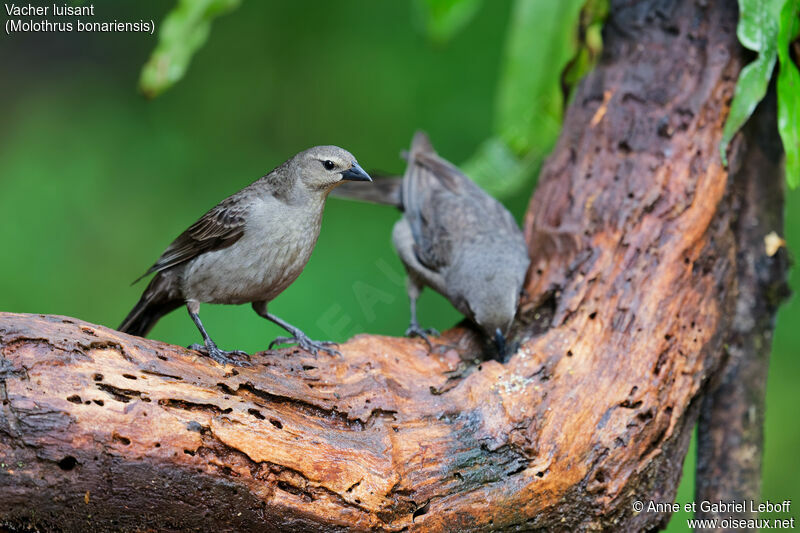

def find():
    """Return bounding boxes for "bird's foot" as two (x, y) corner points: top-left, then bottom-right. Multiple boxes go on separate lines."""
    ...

(268, 334), (341, 357)
(405, 323), (439, 349)
(188, 343), (251, 366)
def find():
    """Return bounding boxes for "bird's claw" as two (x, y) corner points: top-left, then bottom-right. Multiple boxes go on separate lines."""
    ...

(268, 337), (292, 350)
(188, 343), (251, 366)
(405, 323), (439, 349)
(269, 335), (341, 357)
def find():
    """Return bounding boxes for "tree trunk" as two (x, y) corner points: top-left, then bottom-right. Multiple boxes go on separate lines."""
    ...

(694, 88), (789, 529)
(0, 0), (788, 531)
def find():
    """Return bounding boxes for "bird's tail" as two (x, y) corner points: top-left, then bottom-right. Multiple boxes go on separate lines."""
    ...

(406, 130), (462, 191)
(331, 175), (403, 208)
(118, 273), (182, 337)
(409, 130), (435, 157)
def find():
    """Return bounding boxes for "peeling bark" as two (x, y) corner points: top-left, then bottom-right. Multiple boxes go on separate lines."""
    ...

(0, 0), (786, 531)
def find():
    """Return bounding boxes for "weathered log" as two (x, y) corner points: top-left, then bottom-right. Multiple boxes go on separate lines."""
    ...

(0, 0), (783, 531)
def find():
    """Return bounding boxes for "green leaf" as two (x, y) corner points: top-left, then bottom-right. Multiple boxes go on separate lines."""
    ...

(412, 0), (483, 44)
(562, 0), (609, 96)
(720, 0), (783, 165)
(737, 0), (782, 51)
(461, 137), (532, 198)
(720, 51), (778, 164)
(464, 0), (586, 197)
(777, 0), (800, 188)
(495, 0), (586, 157)
(139, 0), (241, 98)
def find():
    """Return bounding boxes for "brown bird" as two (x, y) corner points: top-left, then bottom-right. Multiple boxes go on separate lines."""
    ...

(333, 132), (529, 355)
(119, 146), (372, 364)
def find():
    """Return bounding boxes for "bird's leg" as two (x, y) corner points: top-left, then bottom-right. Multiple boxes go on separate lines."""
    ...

(252, 301), (341, 357)
(186, 301), (250, 366)
(403, 278), (438, 349)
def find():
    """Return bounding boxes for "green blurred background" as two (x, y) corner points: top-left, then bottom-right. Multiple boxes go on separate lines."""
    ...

(0, 1), (797, 530)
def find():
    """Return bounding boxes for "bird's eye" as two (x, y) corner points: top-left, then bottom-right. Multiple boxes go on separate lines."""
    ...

(322, 160), (335, 171)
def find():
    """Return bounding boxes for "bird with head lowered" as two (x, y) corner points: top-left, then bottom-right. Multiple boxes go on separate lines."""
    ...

(334, 132), (530, 358)
(118, 146), (372, 365)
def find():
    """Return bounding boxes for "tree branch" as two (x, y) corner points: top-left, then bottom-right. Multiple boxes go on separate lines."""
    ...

(695, 88), (790, 526)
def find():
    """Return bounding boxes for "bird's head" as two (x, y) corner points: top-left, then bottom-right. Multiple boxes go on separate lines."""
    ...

(292, 146), (372, 192)
(469, 274), (521, 344)
(458, 248), (529, 358)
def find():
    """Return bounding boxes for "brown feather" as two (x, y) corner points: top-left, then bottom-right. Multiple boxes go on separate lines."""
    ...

(133, 198), (247, 284)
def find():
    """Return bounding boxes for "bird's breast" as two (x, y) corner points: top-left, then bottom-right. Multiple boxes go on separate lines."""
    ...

(182, 199), (324, 305)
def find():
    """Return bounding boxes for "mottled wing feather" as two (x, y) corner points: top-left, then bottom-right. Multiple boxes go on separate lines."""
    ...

(402, 132), (521, 273)
(410, 181), (454, 271)
(134, 198), (247, 282)
(403, 134), (457, 271)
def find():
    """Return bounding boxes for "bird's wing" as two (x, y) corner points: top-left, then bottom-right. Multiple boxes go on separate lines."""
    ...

(402, 132), (463, 272)
(402, 131), (522, 273)
(134, 198), (247, 283)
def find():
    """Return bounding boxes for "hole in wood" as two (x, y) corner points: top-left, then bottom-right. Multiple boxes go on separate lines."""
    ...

(57, 456), (77, 471)
(413, 501), (431, 521)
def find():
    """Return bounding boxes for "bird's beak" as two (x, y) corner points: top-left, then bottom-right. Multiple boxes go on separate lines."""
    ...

(494, 328), (507, 358)
(340, 162), (372, 182)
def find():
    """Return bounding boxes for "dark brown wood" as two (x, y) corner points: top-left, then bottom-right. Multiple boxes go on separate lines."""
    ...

(0, 0), (783, 531)
(694, 90), (790, 529)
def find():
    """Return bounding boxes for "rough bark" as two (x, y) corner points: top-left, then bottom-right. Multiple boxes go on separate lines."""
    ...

(0, 0), (784, 531)
(694, 89), (790, 527)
